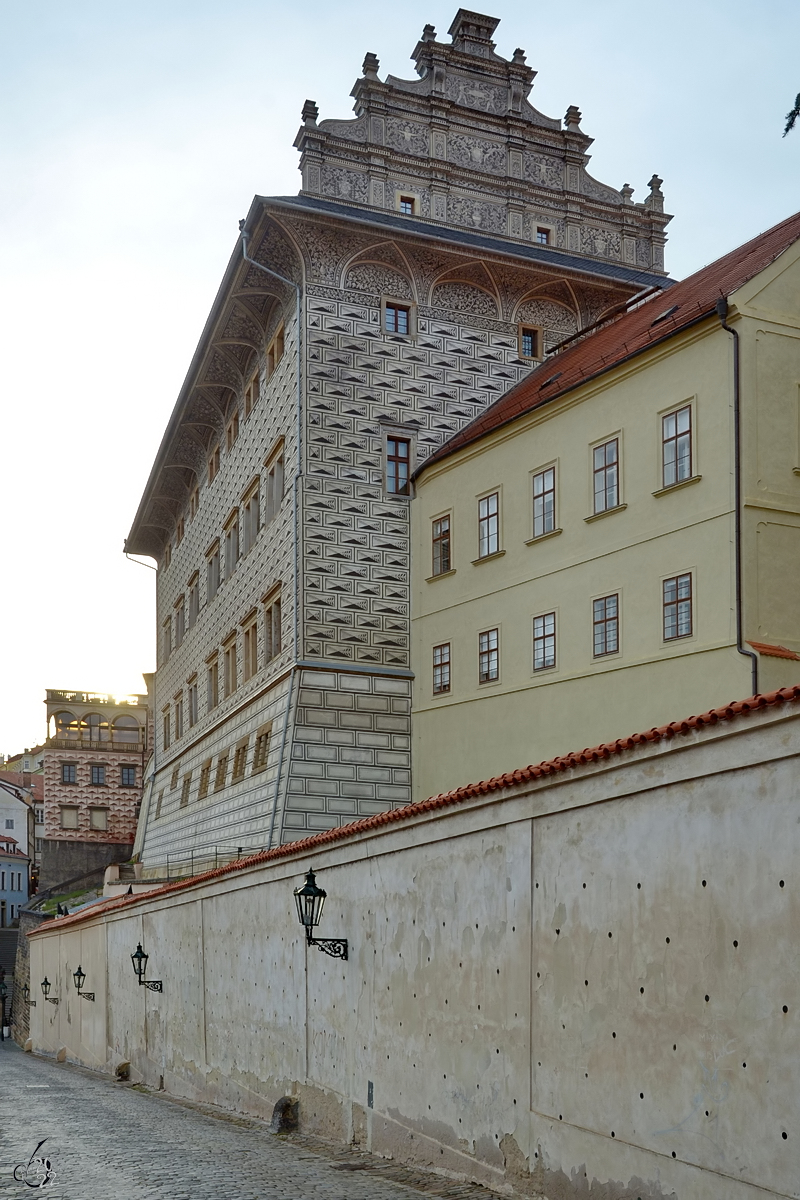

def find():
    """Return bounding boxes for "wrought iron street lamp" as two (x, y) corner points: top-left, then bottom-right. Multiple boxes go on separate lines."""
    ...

(22, 983), (36, 1007)
(293, 869), (348, 960)
(130, 943), (163, 992)
(40, 977), (59, 1005)
(73, 965), (95, 1002)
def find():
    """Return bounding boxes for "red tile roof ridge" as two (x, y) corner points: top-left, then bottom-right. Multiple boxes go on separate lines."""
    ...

(30, 682), (800, 936)
(416, 209), (800, 475)
(747, 640), (800, 661)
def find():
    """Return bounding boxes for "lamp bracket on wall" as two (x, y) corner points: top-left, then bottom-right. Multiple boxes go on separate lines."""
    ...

(306, 934), (348, 960)
(140, 980), (163, 992)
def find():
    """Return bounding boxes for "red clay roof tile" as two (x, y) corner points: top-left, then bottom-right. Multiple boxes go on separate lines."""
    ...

(748, 641), (800, 661)
(417, 210), (800, 473)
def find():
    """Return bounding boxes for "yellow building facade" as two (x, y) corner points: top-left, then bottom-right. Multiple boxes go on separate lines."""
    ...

(411, 215), (800, 801)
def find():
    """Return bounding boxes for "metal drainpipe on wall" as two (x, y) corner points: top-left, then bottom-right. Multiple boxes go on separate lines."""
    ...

(716, 297), (759, 697)
(239, 222), (303, 849)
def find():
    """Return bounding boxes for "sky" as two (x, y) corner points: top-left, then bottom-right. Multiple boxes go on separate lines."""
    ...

(0, 0), (798, 755)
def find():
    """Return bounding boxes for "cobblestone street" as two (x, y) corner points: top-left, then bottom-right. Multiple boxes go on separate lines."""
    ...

(0, 1042), (491, 1200)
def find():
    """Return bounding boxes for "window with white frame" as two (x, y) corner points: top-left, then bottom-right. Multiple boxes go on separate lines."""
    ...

(533, 612), (556, 671)
(532, 467), (555, 538)
(386, 437), (411, 495)
(433, 643), (451, 694)
(478, 492), (499, 557)
(663, 573), (693, 640)
(593, 594), (619, 657)
(662, 405), (692, 487)
(593, 438), (620, 513)
(432, 515), (451, 575)
(478, 628), (499, 683)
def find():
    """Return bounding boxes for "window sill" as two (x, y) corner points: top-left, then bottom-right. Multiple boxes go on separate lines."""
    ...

(652, 475), (702, 497)
(525, 528), (563, 546)
(426, 569), (457, 583)
(471, 550), (506, 565)
(584, 503), (627, 524)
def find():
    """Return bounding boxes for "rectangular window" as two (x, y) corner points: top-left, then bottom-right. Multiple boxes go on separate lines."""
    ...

(155, 790), (164, 819)
(198, 759), (212, 800)
(189, 486), (200, 519)
(662, 405), (692, 488)
(176, 515), (185, 545)
(244, 372), (260, 418)
(206, 542), (220, 601)
(60, 806), (79, 830)
(243, 483), (260, 553)
(593, 594), (619, 657)
(207, 655), (219, 710)
(399, 195), (415, 215)
(174, 695), (183, 740)
(432, 516), (451, 576)
(433, 643), (451, 694)
(267, 324), (285, 379)
(4, 820), (12, 830)
(162, 706), (171, 750)
(214, 752), (229, 792)
(226, 409), (239, 452)
(187, 678), (198, 728)
(224, 638), (238, 697)
(180, 772), (192, 808)
(265, 593), (282, 661)
(188, 573), (199, 628)
(532, 467), (555, 538)
(519, 326), (541, 359)
(252, 723), (272, 773)
(61, 763), (77, 785)
(170, 765), (180, 790)
(162, 616), (172, 663)
(536, 227), (550, 245)
(232, 738), (248, 782)
(90, 765), (106, 786)
(533, 612), (556, 671)
(120, 766), (136, 787)
(208, 444), (220, 484)
(478, 628), (499, 683)
(265, 449), (285, 523)
(163, 542), (172, 570)
(243, 619), (258, 680)
(663, 573), (693, 640)
(90, 807), (108, 831)
(35, 838), (43, 853)
(224, 512), (239, 580)
(35, 808), (44, 824)
(386, 437), (411, 495)
(174, 597), (185, 647)
(593, 438), (619, 514)
(385, 304), (410, 335)
(478, 492), (499, 557)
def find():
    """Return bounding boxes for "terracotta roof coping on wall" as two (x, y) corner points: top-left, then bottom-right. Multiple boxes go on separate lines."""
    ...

(748, 641), (800, 661)
(415, 209), (800, 476)
(29, 683), (800, 937)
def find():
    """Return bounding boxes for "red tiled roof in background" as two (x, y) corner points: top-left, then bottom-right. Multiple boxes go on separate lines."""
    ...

(417, 209), (800, 474)
(31, 683), (800, 936)
(748, 641), (800, 661)
(0, 771), (43, 803)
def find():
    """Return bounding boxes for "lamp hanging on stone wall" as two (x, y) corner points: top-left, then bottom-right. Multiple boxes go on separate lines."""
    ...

(130, 943), (163, 992)
(22, 983), (35, 1006)
(73, 964), (95, 1001)
(293, 869), (348, 960)
(40, 977), (59, 1005)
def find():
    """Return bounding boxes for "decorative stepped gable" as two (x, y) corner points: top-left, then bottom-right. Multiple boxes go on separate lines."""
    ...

(295, 9), (672, 273)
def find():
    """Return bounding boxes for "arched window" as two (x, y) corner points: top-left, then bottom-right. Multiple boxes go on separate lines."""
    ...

(80, 713), (109, 744)
(53, 712), (78, 741)
(112, 715), (141, 744)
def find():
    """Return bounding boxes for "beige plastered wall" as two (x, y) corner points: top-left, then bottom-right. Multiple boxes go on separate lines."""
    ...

(28, 699), (800, 1200)
(411, 248), (800, 802)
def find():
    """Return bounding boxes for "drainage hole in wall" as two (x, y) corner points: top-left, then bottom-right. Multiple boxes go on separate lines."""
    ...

(612, 1032), (616, 1038)
(478, 1004), (481, 1010)
(459, 962), (462, 968)
(673, 1044), (677, 1051)
(537, 972), (540, 978)
(782, 1132), (788, 1140)
(665, 937), (670, 944)
(535, 883), (539, 889)
(562, 1024), (566, 1030)
(497, 968), (500, 974)
(672, 1152), (677, 1159)
(705, 1111), (709, 1117)
(583, 882), (586, 889)
(742, 1062), (747, 1068)
(640, 1093), (644, 1099)
(640, 987), (644, 994)
(637, 882), (641, 889)
(559, 1115), (562, 1121)
(733, 940), (739, 947)
(585, 980), (589, 987)
(780, 880), (785, 888)
(783, 1006), (789, 1013)
(556, 928), (560, 935)
(538, 1062), (542, 1067)
(534, 1153), (538, 1159)
(611, 1131), (615, 1138)
(702, 880), (707, 887)
(608, 931), (612, 938)
(705, 995), (710, 1002)
(513, 1099), (517, 1105)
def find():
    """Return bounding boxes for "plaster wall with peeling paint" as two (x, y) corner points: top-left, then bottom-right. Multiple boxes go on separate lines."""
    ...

(28, 698), (800, 1199)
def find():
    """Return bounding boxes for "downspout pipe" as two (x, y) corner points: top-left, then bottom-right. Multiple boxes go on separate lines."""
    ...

(716, 297), (759, 697)
(239, 221), (303, 848)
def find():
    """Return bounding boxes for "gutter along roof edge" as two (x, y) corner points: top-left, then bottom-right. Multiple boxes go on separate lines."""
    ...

(30, 682), (800, 936)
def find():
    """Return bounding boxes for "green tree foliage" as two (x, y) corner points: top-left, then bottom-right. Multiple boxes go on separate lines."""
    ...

(784, 93), (800, 136)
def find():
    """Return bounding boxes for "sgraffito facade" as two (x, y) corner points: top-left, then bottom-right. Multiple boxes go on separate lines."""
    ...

(127, 9), (672, 871)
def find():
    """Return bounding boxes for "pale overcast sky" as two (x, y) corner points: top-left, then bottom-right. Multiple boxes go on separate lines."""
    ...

(1, 0), (798, 755)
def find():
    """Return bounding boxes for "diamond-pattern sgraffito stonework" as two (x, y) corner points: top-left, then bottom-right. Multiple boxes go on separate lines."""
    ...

(126, 11), (674, 869)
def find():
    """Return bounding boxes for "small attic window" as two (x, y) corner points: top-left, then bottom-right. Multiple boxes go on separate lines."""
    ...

(399, 196), (415, 216)
(651, 305), (679, 327)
